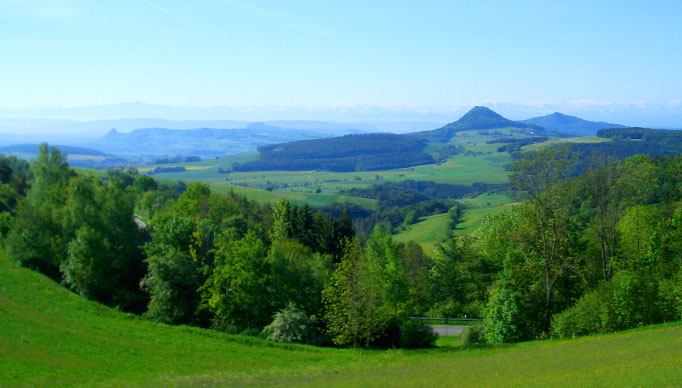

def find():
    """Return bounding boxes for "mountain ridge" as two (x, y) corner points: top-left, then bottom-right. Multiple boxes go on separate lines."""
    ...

(521, 112), (626, 136)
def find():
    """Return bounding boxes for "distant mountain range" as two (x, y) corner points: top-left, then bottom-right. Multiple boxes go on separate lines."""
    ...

(2, 101), (681, 127)
(414, 106), (544, 142)
(0, 106), (644, 164)
(521, 112), (626, 137)
(87, 123), (338, 158)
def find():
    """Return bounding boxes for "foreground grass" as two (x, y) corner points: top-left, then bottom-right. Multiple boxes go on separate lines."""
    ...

(1, 248), (681, 387)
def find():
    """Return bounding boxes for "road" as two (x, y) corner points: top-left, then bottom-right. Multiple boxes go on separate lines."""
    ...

(429, 325), (467, 336)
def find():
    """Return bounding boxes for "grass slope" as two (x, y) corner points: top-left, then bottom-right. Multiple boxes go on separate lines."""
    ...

(395, 194), (513, 254)
(2, 247), (681, 387)
(394, 213), (452, 254)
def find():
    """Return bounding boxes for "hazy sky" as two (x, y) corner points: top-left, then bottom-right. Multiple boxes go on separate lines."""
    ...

(1, 0), (681, 117)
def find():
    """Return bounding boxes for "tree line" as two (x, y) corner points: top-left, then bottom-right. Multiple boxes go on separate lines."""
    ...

(1, 143), (681, 348)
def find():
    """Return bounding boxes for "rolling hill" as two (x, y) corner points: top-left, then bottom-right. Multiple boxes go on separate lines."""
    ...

(414, 106), (545, 142)
(521, 112), (626, 136)
(1, 247), (680, 386)
(231, 133), (435, 172)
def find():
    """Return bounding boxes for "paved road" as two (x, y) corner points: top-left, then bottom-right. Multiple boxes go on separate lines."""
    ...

(429, 325), (467, 336)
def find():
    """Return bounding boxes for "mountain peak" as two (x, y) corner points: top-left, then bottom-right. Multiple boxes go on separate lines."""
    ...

(456, 106), (508, 125)
(412, 106), (544, 142)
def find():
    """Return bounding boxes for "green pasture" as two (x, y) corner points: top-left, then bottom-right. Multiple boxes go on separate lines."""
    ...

(1, 247), (680, 387)
(525, 136), (611, 150)
(394, 193), (514, 253)
(394, 213), (452, 254)
(454, 205), (512, 236)
(208, 183), (377, 208)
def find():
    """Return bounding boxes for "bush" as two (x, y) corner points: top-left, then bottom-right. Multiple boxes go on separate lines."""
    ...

(370, 317), (402, 348)
(460, 326), (485, 346)
(551, 287), (609, 338)
(399, 320), (437, 349)
(263, 302), (321, 345)
(552, 270), (669, 338)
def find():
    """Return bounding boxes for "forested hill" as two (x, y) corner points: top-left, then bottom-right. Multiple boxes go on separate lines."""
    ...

(414, 106), (545, 143)
(521, 112), (626, 137)
(231, 133), (434, 172)
(564, 127), (682, 163)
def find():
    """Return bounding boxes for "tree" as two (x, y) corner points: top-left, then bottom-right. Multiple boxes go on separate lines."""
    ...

(206, 230), (274, 329)
(270, 197), (292, 241)
(6, 144), (74, 278)
(616, 205), (657, 270)
(322, 239), (384, 347)
(267, 239), (330, 318)
(140, 216), (201, 324)
(620, 155), (659, 262)
(509, 145), (581, 332)
(365, 228), (410, 319)
(141, 247), (201, 324)
(583, 156), (624, 281)
(430, 236), (493, 318)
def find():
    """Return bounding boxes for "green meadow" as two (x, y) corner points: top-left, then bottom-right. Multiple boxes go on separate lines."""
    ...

(1, 247), (680, 387)
(394, 195), (513, 254)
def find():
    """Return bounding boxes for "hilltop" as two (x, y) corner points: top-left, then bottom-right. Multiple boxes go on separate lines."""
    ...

(521, 112), (626, 136)
(415, 106), (544, 142)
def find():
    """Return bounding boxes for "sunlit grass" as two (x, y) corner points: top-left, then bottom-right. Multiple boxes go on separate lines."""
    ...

(1, 247), (680, 387)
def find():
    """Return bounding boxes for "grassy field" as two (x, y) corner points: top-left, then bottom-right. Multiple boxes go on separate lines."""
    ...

(215, 184), (378, 208)
(528, 136), (611, 149)
(1, 247), (680, 387)
(454, 205), (512, 235)
(394, 213), (452, 254)
(395, 193), (514, 254)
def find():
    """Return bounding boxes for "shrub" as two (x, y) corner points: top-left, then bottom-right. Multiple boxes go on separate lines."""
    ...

(370, 317), (402, 348)
(551, 287), (609, 338)
(399, 320), (437, 349)
(460, 326), (485, 346)
(552, 270), (669, 338)
(263, 302), (321, 345)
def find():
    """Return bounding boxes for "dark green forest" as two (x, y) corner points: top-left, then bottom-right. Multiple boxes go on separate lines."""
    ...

(1, 143), (681, 348)
(232, 133), (434, 172)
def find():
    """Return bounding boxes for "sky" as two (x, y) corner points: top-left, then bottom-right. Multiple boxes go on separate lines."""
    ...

(1, 0), (681, 124)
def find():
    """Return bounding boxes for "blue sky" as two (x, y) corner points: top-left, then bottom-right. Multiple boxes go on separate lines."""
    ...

(1, 0), (681, 123)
